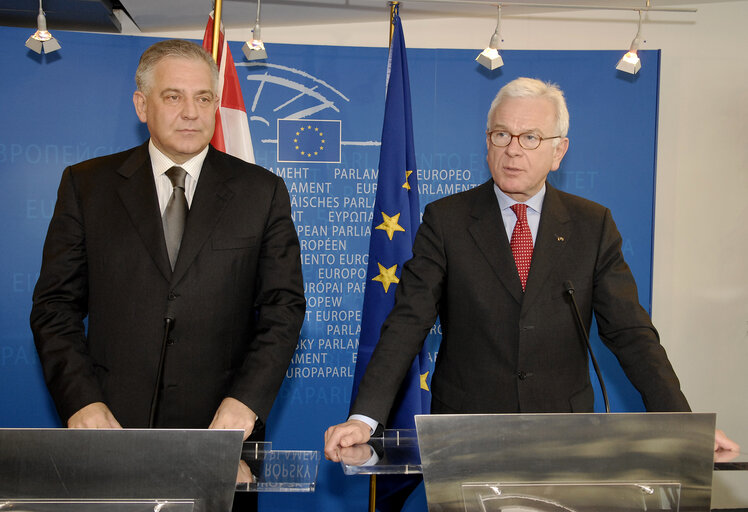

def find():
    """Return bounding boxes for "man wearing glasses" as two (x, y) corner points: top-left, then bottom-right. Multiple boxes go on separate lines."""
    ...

(325, 77), (737, 457)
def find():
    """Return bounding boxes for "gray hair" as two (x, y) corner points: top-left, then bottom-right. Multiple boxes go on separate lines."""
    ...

(486, 77), (570, 139)
(135, 39), (219, 95)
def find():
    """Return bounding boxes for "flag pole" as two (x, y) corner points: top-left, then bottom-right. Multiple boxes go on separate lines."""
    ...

(369, 472), (377, 512)
(367, 4), (404, 511)
(389, 1), (398, 45)
(211, 0), (223, 62)
(367, 7), (398, 509)
(369, 14), (394, 512)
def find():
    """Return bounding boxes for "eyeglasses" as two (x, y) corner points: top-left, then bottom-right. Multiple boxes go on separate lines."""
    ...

(486, 130), (562, 150)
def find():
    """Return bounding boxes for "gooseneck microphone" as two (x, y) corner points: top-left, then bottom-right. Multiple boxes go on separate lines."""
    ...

(148, 305), (175, 428)
(563, 280), (610, 413)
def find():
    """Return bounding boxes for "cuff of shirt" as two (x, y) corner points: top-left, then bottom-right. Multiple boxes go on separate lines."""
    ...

(348, 414), (379, 435)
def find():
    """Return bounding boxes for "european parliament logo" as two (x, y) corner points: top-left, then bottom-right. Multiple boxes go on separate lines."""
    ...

(277, 119), (341, 163)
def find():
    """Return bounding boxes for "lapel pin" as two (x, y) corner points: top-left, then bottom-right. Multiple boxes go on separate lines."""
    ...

(556, 235), (565, 242)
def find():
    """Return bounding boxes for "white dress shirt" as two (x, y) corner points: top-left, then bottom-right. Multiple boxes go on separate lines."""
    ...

(149, 140), (208, 214)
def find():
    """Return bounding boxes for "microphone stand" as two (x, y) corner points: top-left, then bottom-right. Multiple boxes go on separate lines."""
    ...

(148, 316), (174, 428)
(564, 281), (610, 413)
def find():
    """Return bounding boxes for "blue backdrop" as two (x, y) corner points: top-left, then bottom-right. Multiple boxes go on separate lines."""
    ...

(0, 26), (661, 511)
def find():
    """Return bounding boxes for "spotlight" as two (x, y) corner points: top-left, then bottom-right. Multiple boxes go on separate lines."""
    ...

(476, 5), (503, 71)
(616, 51), (641, 74)
(616, 10), (643, 74)
(242, 0), (267, 61)
(242, 23), (266, 61)
(25, 1), (61, 54)
(476, 47), (503, 71)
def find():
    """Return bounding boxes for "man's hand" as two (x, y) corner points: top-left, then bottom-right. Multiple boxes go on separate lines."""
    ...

(324, 420), (371, 462)
(337, 444), (377, 466)
(67, 402), (122, 429)
(236, 459), (256, 485)
(715, 429), (740, 453)
(209, 397), (257, 441)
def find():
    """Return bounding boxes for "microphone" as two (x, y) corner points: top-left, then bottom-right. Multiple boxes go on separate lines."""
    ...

(148, 303), (176, 428)
(563, 280), (610, 413)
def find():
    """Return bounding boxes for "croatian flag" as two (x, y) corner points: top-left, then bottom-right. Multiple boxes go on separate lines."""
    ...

(202, 12), (255, 163)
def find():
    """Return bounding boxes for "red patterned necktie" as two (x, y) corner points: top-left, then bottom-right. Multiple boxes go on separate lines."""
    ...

(510, 203), (533, 291)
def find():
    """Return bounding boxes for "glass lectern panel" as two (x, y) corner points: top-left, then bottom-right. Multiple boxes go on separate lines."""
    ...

(237, 443), (320, 492)
(339, 429), (421, 475)
(712, 435), (747, 510)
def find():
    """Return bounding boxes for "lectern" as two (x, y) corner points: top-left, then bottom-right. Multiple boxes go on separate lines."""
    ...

(0, 429), (321, 512)
(341, 413), (719, 512)
(416, 413), (716, 512)
(0, 429), (242, 512)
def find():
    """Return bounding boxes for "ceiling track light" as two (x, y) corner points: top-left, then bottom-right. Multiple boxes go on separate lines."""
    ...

(402, 0), (694, 14)
(25, 0), (61, 54)
(243, 0), (267, 61)
(476, 4), (504, 70)
(616, 9), (643, 74)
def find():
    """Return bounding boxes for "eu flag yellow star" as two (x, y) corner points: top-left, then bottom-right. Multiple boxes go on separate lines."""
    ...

(375, 212), (406, 240)
(372, 262), (399, 293)
(420, 371), (430, 391)
(402, 170), (413, 190)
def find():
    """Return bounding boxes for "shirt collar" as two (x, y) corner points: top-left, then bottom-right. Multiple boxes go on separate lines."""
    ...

(148, 139), (208, 181)
(494, 182), (546, 214)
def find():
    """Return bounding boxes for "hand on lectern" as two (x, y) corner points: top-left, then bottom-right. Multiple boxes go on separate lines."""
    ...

(714, 429), (740, 455)
(209, 397), (257, 441)
(337, 444), (377, 466)
(67, 402), (122, 429)
(236, 459), (256, 484)
(323, 419), (371, 462)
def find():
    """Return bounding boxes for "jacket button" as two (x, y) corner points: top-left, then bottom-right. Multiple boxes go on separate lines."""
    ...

(167, 337), (175, 346)
(517, 371), (527, 380)
(168, 292), (177, 300)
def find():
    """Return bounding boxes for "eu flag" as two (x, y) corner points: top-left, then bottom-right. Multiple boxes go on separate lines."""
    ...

(350, 6), (429, 510)
(277, 119), (341, 163)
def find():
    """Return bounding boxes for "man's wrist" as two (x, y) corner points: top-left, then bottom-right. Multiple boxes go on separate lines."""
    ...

(348, 414), (378, 435)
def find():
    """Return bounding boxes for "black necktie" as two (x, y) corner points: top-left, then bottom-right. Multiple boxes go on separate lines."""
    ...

(163, 166), (188, 270)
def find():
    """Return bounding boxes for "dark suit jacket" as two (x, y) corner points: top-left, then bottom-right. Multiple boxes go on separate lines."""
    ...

(352, 180), (689, 424)
(30, 143), (305, 428)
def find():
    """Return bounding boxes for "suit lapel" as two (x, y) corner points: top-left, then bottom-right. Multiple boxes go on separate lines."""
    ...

(116, 144), (173, 281)
(522, 183), (572, 310)
(171, 148), (234, 284)
(468, 180), (525, 304)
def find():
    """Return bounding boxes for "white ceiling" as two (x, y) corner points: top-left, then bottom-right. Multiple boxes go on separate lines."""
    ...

(120, 0), (736, 31)
(1, 0), (742, 34)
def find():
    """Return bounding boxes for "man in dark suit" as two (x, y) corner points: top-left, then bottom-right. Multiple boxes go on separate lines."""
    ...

(30, 39), (305, 442)
(324, 77), (737, 459)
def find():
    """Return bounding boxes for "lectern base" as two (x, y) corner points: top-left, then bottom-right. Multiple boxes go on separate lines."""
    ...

(463, 481), (682, 512)
(0, 499), (193, 512)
